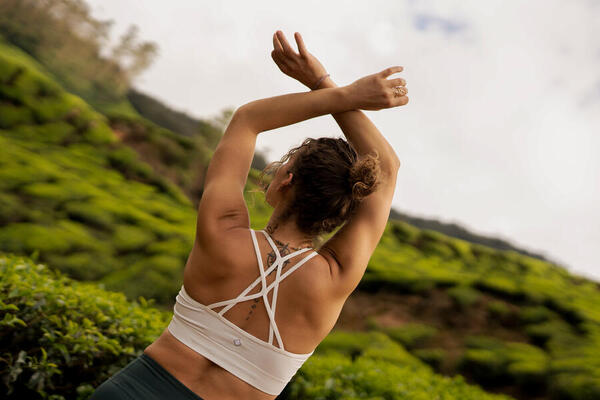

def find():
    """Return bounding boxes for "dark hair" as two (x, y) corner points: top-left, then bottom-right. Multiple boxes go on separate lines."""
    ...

(257, 137), (382, 236)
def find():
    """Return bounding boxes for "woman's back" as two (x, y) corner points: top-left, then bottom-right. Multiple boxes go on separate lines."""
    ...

(144, 227), (345, 400)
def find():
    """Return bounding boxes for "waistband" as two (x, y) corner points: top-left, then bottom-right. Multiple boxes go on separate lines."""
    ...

(91, 353), (205, 400)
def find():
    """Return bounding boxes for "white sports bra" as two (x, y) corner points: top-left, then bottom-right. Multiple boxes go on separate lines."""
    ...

(168, 228), (319, 395)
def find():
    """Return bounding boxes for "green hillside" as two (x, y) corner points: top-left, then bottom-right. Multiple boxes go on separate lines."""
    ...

(1, 37), (599, 400)
(0, 39), (202, 304)
(341, 219), (600, 399)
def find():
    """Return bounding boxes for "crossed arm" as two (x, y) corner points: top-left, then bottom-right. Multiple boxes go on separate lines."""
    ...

(195, 85), (363, 244)
(196, 46), (405, 295)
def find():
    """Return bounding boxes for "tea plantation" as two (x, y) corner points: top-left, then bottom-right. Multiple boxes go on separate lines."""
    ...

(1, 36), (599, 400)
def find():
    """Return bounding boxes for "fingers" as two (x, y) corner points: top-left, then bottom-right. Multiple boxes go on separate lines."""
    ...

(387, 77), (406, 87)
(393, 86), (408, 96)
(276, 30), (298, 57)
(271, 49), (292, 73)
(294, 32), (309, 58)
(396, 96), (409, 106)
(380, 66), (403, 78)
(273, 32), (284, 53)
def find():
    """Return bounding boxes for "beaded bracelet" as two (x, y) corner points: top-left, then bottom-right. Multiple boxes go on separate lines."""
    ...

(312, 73), (330, 90)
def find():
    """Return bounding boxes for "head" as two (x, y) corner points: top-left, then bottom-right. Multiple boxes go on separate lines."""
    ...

(258, 137), (382, 237)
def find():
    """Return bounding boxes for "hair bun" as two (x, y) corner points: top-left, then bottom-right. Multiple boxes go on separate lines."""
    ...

(349, 151), (381, 202)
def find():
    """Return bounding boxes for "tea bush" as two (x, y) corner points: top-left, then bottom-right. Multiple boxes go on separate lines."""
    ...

(0, 253), (169, 400)
(458, 334), (550, 388)
(382, 322), (438, 349)
(285, 331), (514, 400)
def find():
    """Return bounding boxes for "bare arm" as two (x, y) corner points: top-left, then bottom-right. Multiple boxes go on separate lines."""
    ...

(314, 75), (402, 172)
(313, 75), (402, 295)
(271, 30), (408, 297)
(239, 86), (354, 133)
(239, 67), (406, 135)
(270, 31), (405, 171)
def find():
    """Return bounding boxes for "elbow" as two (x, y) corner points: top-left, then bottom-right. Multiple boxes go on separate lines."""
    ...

(231, 103), (259, 133)
(233, 103), (250, 122)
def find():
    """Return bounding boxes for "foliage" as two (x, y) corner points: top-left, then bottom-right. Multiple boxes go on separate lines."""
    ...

(458, 335), (550, 389)
(283, 331), (514, 400)
(447, 285), (481, 308)
(0, 41), (197, 304)
(0, 253), (169, 400)
(363, 220), (600, 399)
(0, 0), (157, 108)
(382, 323), (438, 349)
(126, 88), (223, 144)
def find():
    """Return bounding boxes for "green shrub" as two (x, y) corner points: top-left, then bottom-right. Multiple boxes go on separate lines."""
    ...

(0, 104), (32, 128)
(487, 300), (511, 318)
(101, 255), (183, 305)
(13, 121), (74, 143)
(0, 223), (72, 254)
(524, 321), (555, 347)
(0, 253), (169, 400)
(0, 192), (28, 224)
(383, 322), (438, 349)
(111, 224), (156, 252)
(413, 347), (446, 369)
(459, 348), (507, 384)
(447, 285), (481, 308)
(459, 335), (550, 388)
(475, 275), (520, 297)
(519, 305), (552, 324)
(288, 331), (514, 400)
(549, 374), (600, 400)
(390, 220), (420, 243)
(62, 201), (116, 231)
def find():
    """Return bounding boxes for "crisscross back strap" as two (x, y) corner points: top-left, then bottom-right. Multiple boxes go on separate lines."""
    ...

(206, 229), (318, 351)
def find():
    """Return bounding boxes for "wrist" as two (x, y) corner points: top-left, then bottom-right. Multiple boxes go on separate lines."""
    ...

(314, 76), (337, 89)
(310, 73), (332, 90)
(310, 76), (356, 110)
(336, 85), (357, 111)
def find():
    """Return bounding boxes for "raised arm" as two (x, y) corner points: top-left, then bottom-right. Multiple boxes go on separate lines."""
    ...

(194, 32), (406, 262)
(271, 31), (408, 297)
(238, 65), (406, 134)
(313, 75), (402, 296)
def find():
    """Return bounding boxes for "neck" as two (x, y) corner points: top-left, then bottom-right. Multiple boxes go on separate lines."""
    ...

(265, 211), (314, 250)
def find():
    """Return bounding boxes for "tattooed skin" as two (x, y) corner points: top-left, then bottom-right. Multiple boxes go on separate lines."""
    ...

(245, 223), (312, 321)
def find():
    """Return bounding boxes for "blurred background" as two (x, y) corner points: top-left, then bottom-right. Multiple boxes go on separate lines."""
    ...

(0, 1), (598, 400)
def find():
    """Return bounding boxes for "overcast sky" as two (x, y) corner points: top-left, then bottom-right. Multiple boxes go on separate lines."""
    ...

(88, 0), (600, 281)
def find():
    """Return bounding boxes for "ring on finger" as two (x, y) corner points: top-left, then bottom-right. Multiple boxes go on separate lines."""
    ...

(393, 86), (406, 97)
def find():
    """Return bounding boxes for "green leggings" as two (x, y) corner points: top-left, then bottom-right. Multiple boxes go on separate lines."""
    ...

(89, 353), (204, 400)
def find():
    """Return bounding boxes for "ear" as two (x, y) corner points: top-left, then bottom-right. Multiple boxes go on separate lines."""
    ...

(279, 172), (293, 191)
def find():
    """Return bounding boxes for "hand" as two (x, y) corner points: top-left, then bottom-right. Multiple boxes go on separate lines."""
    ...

(345, 66), (409, 111)
(271, 30), (328, 89)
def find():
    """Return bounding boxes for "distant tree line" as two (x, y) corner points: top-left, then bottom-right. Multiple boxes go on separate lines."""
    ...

(0, 0), (158, 104)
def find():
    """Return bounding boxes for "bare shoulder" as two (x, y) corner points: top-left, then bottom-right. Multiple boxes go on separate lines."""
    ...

(315, 246), (350, 299)
(191, 227), (256, 277)
(194, 226), (342, 302)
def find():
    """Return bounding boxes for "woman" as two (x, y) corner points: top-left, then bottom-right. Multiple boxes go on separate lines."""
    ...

(90, 30), (408, 400)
